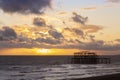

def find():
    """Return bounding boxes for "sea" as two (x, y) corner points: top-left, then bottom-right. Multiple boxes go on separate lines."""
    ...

(0, 55), (120, 80)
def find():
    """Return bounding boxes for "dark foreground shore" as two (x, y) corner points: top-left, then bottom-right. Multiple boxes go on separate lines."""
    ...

(70, 73), (120, 80)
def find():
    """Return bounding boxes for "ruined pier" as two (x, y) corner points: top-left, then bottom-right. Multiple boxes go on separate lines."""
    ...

(71, 51), (111, 64)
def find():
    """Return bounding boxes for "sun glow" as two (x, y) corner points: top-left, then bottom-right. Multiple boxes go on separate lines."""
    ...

(37, 48), (50, 55)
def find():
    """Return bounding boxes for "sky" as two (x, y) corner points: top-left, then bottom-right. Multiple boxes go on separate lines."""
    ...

(0, 0), (120, 55)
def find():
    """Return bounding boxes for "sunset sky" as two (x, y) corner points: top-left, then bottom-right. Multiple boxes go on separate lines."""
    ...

(0, 0), (120, 55)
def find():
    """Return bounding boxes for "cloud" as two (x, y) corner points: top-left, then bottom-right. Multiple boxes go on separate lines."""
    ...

(18, 36), (32, 43)
(33, 17), (46, 27)
(80, 7), (97, 10)
(59, 12), (67, 15)
(72, 12), (88, 25)
(115, 39), (120, 42)
(0, 0), (52, 14)
(72, 28), (84, 36)
(0, 11), (118, 52)
(89, 35), (95, 42)
(0, 26), (17, 41)
(48, 29), (64, 39)
(63, 28), (86, 40)
(106, 0), (120, 3)
(56, 40), (120, 51)
(35, 37), (61, 45)
(81, 40), (120, 51)
(82, 25), (103, 33)
(0, 26), (119, 51)
(0, 41), (34, 49)
(72, 28), (85, 39)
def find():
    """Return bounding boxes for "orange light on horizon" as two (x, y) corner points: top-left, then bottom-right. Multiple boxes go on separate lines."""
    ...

(0, 48), (109, 56)
(36, 48), (51, 55)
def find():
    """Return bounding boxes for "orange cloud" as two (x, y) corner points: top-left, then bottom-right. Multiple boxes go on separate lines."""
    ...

(81, 25), (103, 33)
(59, 12), (67, 15)
(80, 7), (97, 10)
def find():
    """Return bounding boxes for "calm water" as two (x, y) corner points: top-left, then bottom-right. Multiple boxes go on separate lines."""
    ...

(0, 56), (120, 80)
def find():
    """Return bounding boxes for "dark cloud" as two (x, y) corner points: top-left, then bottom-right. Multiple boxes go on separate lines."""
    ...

(0, 41), (34, 49)
(115, 39), (120, 42)
(48, 30), (64, 39)
(73, 29), (84, 36)
(72, 12), (88, 25)
(75, 39), (83, 43)
(33, 17), (46, 27)
(36, 37), (61, 44)
(0, 37), (62, 49)
(18, 36), (32, 43)
(0, 0), (52, 14)
(0, 26), (17, 41)
(89, 35), (95, 42)
(72, 28), (85, 39)
(81, 40), (120, 51)
(64, 28), (85, 39)
(58, 40), (120, 51)
(81, 40), (105, 50)
(106, 0), (120, 3)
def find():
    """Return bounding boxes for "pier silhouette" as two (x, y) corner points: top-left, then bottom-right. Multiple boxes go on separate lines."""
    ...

(71, 51), (111, 64)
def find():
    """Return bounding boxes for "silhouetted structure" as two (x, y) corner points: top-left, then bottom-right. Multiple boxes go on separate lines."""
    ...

(71, 51), (111, 64)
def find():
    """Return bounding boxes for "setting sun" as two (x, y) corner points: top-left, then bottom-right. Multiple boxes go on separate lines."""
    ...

(37, 49), (50, 55)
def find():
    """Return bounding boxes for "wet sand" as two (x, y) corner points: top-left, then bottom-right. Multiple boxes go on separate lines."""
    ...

(70, 73), (120, 80)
